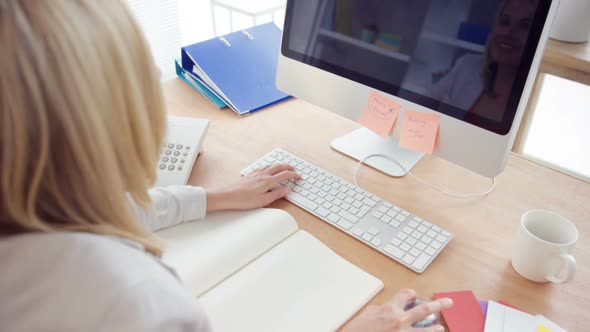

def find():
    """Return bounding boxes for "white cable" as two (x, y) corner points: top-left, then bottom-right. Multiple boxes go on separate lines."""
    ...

(353, 153), (497, 198)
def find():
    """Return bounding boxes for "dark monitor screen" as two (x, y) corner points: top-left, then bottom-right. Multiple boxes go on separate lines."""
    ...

(282, 0), (553, 135)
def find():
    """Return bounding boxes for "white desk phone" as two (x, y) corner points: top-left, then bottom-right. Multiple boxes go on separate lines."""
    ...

(155, 116), (209, 187)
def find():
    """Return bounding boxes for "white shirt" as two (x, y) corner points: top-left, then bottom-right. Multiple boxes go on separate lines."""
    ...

(0, 186), (213, 332)
(430, 53), (485, 112)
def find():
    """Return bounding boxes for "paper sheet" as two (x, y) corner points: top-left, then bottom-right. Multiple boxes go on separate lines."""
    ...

(357, 90), (400, 138)
(399, 110), (440, 154)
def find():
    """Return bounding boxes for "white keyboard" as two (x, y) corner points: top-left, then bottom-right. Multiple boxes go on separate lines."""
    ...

(242, 149), (453, 273)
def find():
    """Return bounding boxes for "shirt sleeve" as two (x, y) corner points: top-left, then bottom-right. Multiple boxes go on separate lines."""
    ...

(130, 185), (208, 232)
(98, 278), (213, 332)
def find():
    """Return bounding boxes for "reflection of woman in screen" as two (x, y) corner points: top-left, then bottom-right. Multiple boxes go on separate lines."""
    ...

(430, 0), (536, 122)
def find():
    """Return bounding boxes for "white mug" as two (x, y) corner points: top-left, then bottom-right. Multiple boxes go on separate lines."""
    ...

(511, 210), (578, 283)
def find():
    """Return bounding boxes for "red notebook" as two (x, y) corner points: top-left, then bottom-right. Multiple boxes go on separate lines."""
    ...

(433, 290), (485, 332)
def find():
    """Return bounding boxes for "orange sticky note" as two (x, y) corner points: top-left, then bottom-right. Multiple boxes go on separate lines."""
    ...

(358, 91), (400, 138)
(399, 110), (440, 154)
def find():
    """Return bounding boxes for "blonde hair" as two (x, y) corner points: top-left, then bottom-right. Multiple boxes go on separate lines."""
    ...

(482, 0), (537, 94)
(0, 0), (166, 256)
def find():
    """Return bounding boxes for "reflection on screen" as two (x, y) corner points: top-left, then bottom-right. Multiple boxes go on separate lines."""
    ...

(284, 0), (545, 132)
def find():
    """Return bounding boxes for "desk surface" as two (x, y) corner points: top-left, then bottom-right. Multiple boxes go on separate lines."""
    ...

(164, 79), (589, 331)
(542, 39), (590, 85)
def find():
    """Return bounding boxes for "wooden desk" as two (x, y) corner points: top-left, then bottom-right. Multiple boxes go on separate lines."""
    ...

(164, 79), (590, 331)
(513, 39), (590, 153)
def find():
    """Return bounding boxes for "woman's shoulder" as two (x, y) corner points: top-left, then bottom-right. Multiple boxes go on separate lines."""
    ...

(0, 232), (211, 331)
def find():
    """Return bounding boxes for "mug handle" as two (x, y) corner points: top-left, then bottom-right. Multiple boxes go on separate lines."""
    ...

(546, 253), (577, 283)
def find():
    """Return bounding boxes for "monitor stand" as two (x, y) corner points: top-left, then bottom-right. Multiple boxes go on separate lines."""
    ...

(330, 128), (424, 177)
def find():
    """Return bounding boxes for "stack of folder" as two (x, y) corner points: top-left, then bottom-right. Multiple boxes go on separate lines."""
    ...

(176, 22), (290, 116)
(433, 290), (567, 332)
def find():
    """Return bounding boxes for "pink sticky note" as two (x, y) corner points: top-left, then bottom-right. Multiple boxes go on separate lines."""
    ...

(358, 91), (400, 138)
(399, 110), (440, 154)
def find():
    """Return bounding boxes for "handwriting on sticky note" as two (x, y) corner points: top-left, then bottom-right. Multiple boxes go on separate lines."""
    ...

(357, 91), (400, 138)
(399, 110), (440, 154)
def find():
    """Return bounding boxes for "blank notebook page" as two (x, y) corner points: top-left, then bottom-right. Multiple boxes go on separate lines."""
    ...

(199, 231), (384, 332)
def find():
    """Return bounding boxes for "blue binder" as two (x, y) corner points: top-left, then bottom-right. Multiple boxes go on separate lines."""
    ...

(175, 59), (227, 109)
(181, 23), (290, 115)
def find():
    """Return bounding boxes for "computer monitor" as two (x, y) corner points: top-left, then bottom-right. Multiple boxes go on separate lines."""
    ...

(277, 0), (558, 178)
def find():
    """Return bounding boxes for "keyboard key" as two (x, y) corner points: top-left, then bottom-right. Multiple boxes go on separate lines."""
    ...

(344, 197), (354, 204)
(330, 206), (341, 214)
(402, 226), (413, 234)
(411, 231), (423, 240)
(327, 214), (340, 224)
(427, 230), (438, 238)
(403, 254), (416, 265)
(436, 235), (448, 243)
(415, 242), (427, 251)
(357, 206), (371, 218)
(401, 210), (411, 217)
(413, 217), (423, 222)
(412, 253), (432, 271)
(287, 192), (318, 211)
(386, 210), (398, 218)
(410, 248), (421, 257)
(390, 238), (402, 246)
(408, 220), (419, 228)
(442, 230), (451, 237)
(338, 220), (353, 230)
(431, 240), (442, 250)
(372, 211), (383, 219)
(348, 207), (359, 215)
(315, 207), (330, 218)
(378, 205), (388, 213)
(383, 202), (393, 208)
(361, 233), (373, 242)
(418, 225), (430, 233)
(431, 225), (441, 232)
(389, 220), (401, 228)
(397, 233), (408, 241)
(421, 236), (433, 244)
(406, 237), (417, 246)
(384, 244), (405, 259)
(395, 214), (407, 223)
(425, 247), (437, 256)
(370, 238), (382, 247)
(352, 228), (364, 237)
(399, 243), (411, 252)
(340, 210), (360, 224)
(392, 206), (402, 212)
(381, 215), (392, 223)
(341, 203), (351, 211)
(352, 201), (362, 209)
(363, 198), (378, 207)
(367, 227), (380, 236)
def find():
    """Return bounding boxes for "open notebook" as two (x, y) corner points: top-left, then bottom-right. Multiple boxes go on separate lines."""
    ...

(156, 208), (383, 332)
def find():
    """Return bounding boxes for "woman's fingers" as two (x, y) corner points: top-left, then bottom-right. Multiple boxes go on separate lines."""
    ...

(404, 298), (453, 325)
(261, 163), (295, 175)
(384, 288), (417, 310)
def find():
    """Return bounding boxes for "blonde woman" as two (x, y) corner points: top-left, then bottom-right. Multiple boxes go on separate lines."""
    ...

(430, 0), (538, 122)
(0, 1), (451, 331)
